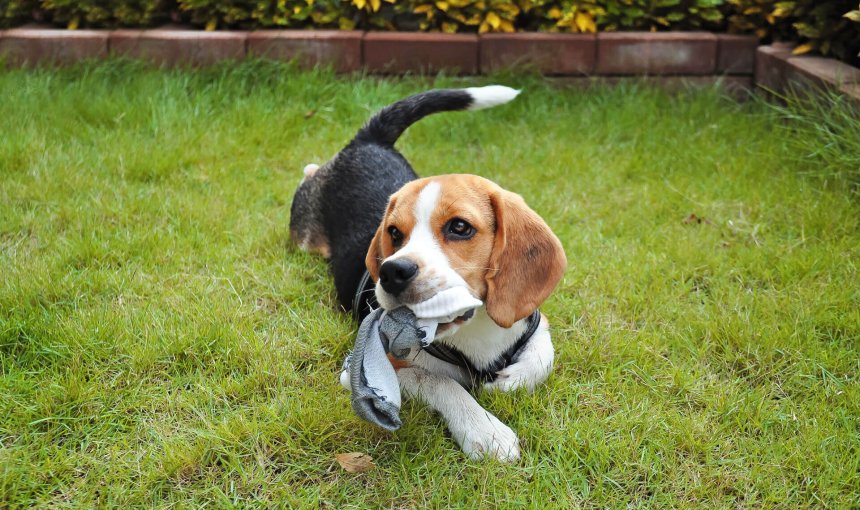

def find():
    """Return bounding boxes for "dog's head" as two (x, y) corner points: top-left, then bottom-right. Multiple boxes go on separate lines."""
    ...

(366, 175), (566, 331)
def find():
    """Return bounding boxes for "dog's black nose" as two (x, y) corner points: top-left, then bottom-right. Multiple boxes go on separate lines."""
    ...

(378, 259), (418, 296)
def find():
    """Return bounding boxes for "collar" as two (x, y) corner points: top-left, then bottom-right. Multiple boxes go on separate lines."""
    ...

(352, 270), (541, 386)
(421, 309), (542, 386)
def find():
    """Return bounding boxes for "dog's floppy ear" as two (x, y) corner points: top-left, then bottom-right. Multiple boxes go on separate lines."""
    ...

(365, 197), (397, 281)
(485, 189), (567, 328)
(365, 225), (384, 281)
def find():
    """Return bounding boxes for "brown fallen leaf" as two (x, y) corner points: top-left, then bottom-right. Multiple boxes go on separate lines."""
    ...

(304, 109), (316, 119)
(335, 452), (375, 473)
(683, 213), (711, 225)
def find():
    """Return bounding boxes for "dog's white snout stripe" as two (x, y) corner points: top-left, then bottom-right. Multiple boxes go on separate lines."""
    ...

(389, 181), (440, 263)
(385, 181), (468, 294)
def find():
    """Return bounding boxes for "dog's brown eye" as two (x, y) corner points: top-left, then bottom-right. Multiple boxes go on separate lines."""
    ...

(388, 225), (404, 247)
(445, 218), (475, 240)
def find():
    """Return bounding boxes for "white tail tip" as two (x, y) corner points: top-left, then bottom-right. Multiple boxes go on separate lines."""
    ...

(465, 85), (521, 111)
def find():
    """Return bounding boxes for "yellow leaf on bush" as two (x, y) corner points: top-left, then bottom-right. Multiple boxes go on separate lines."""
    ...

(414, 4), (433, 14)
(496, 3), (520, 15)
(370, 0), (381, 12)
(353, 0), (366, 9)
(548, 7), (561, 19)
(436, 0), (449, 11)
(205, 18), (217, 31)
(574, 12), (596, 32)
(499, 19), (515, 32)
(556, 12), (574, 28)
(792, 43), (815, 55)
(67, 17), (79, 30)
(486, 11), (501, 29)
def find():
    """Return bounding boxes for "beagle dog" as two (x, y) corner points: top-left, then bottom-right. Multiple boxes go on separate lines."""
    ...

(290, 87), (566, 461)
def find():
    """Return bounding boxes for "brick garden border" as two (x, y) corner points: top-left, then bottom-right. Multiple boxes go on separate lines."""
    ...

(755, 43), (860, 102)
(0, 27), (857, 101)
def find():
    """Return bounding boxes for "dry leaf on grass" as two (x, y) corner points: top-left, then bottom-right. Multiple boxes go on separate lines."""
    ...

(683, 213), (711, 225)
(335, 452), (375, 473)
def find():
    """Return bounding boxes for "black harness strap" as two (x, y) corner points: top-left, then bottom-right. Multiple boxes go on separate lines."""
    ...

(352, 270), (542, 386)
(352, 270), (376, 322)
(422, 309), (542, 386)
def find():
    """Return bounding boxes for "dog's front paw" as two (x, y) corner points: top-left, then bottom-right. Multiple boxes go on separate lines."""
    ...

(484, 337), (554, 393)
(484, 364), (530, 393)
(484, 361), (548, 393)
(455, 414), (520, 462)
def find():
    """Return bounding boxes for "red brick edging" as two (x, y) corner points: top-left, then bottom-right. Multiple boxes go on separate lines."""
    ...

(2, 27), (858, 101)
(480, 33), (595, 75)
(110, 29), (245, 67)
(0, 28), (759, 77)
(364, 32), (478, 75)
(0, 28), (108, 65)
(248, 30), (361, 74)
(755, 43), (860, 102)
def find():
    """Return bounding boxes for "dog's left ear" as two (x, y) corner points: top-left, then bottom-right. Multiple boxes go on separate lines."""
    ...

(365, 224), (384, 282)
(485, 189), (567, 328)
(365, 197), (397, 281)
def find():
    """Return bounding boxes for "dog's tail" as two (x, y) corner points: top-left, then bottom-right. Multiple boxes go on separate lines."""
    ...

(353, 85), (520, 148)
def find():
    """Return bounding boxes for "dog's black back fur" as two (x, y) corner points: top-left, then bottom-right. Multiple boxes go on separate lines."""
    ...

(290, 89), (480, 319)
(322, 144), (414, 318)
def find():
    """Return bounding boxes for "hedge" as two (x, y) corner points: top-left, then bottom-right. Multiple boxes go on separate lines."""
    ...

(1, 0), (858, 63)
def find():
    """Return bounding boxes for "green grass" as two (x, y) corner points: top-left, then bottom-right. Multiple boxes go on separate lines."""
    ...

(1, 61), (858, 508)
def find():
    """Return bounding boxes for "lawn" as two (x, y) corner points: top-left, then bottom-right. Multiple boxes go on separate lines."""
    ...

(0, 61), (858, 508)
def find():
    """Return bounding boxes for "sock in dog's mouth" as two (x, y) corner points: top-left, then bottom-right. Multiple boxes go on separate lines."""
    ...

(408, 286), (482, 333)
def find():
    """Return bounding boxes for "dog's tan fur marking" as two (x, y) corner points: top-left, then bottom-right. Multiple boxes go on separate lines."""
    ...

(430, 175), (496, 299)
(291, 227), (331, 259)
(366, 183), (424, 280)
(367, 175), (566, 328)
(387, 352), (412, 370)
